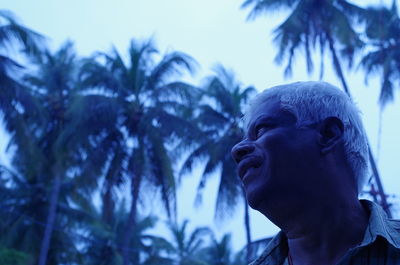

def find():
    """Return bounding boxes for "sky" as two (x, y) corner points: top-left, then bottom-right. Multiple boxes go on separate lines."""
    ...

(2, 0), (400, 252)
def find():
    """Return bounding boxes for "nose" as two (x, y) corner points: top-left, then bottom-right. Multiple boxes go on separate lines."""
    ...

(231, 141), (255, 164)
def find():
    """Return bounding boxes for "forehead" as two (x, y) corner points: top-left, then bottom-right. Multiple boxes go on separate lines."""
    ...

(251, 97), (280, 115)
(246, 97), (296, 126)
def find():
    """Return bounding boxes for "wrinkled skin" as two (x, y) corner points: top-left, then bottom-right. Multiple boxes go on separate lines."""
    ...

(231, 97), (368, 265)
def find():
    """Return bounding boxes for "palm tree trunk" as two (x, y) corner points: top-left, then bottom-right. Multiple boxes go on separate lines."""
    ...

(326, 32), (392, 217)
(101, 181), (114, 224)
(326, 33), (352, 97)
(242, 187), (252, 263)
(377, 108), (383, 161)
(122, 174), (142, 265)
(101, 152), (120, 224)
(368, 144), (392, 218)
(38, 171), (62, 265)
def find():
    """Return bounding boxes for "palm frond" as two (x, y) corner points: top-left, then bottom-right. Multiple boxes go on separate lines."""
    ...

(241, 0), (298, 21)
(196, 104), (230, 129)
(146, 52), (197, 91)
(146, 127), (177, 219)
(154, 81), (201, 105)
(0, 9), (45, 56)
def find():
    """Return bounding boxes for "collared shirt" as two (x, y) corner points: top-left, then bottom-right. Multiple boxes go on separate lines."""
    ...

(250, 200), (400, 265)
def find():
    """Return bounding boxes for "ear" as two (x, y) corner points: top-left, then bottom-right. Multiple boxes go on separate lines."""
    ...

(318, 117), (344, 155)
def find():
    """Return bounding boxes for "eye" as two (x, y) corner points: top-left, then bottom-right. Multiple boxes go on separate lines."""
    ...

(255, 123), (276, 139)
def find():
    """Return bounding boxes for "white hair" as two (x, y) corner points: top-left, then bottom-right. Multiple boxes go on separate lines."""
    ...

(244, 81), (369, 192)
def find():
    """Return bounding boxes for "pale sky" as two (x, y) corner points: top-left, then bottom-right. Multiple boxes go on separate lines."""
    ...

(3, 0), (400, 252)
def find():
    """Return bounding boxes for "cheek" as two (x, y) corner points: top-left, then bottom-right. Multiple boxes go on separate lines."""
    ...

(261, 133), (312, 183)
(260, 133), (295, 166)
(262, 130), (314, 158)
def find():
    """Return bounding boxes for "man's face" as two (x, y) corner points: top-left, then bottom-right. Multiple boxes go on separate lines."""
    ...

(231, 97), (320, 211)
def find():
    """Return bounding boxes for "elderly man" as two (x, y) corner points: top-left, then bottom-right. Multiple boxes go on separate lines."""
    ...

(231, 82), (400, 265)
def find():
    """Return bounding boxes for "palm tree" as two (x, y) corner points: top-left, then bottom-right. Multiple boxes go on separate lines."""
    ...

(166, 219), (211, 265)
(80, 194), (173, 265)
(180, 65), (256, 263)
(24, 41), (78, 265)
(0, 165), (46, 264)
(80, 39), (200, 265)
(61, 91), (125, 225)
(241, 0), (392, 217)
(7, 41), (105, 265)
(357, 2), (400, 212)
(0, 11), (45, 219)
(199, 233), (245, 265)
(0, 10), (44, 123)
(359, 1), (400, 108)
(0, 155), (87, 264)
(241, 0), (363, 94)
(0, 10), (43, 55)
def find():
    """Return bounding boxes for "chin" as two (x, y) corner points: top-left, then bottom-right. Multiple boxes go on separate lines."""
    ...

(243, 172), (271, 210)
(244, 186), (266, 211)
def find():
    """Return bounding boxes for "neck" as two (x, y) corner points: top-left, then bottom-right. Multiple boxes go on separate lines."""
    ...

(284, 197), (368, 265)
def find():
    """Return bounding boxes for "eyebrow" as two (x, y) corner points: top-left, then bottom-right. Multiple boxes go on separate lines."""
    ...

(252, 116), (277, 127)
(246, 115), (278, 137)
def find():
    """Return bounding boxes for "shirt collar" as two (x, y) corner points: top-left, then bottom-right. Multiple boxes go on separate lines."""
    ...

(358, 199), (400, 248)
(251, 199), (400, 265)
(250, 231), (288, 265)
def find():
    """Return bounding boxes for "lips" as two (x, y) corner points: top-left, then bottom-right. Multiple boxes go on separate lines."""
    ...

(237, 155), (263, 181)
